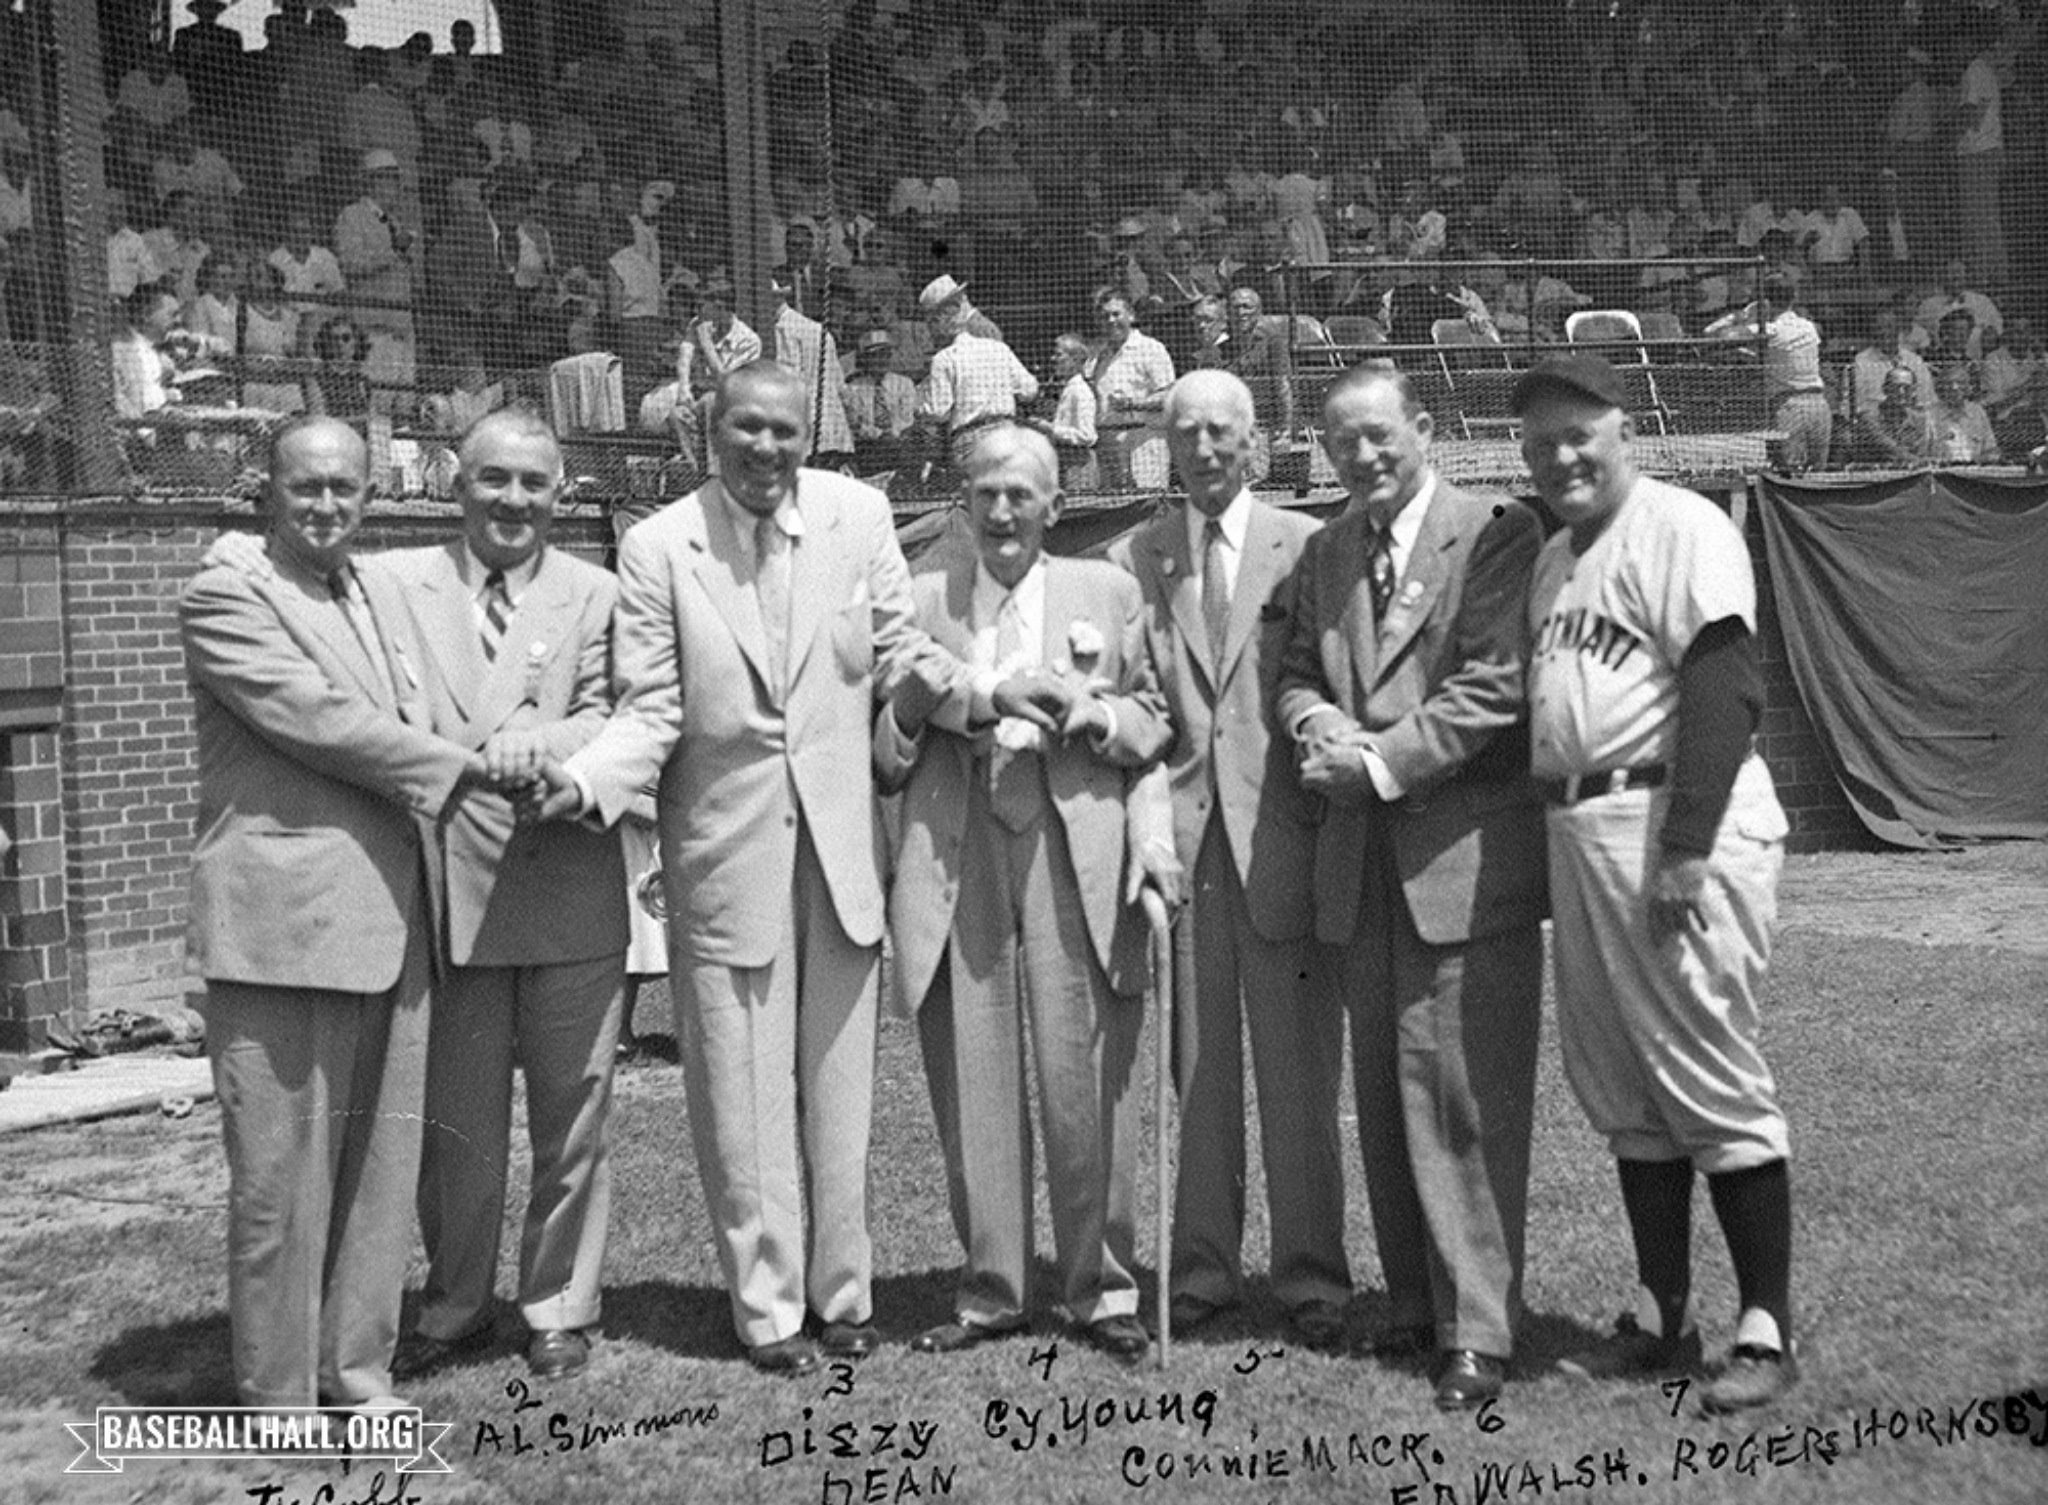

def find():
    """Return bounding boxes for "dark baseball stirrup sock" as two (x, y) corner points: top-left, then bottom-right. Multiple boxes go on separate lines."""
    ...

(1707, 1159), (1794, 1349)
(1617, 1157), (1695, 1336)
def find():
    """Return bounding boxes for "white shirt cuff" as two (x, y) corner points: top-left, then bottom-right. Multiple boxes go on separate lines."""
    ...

(1360, 743), (1403, 802)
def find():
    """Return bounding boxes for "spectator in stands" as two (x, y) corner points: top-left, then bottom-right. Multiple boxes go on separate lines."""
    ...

(269, 206), (346, 319)
(843, 328), (918, 471)
(1086, 288), (1175, 491)
(114, 43), (194, 136)
(634, 331), (705, 482)
(1849, 305), (1935, 433)
(107, 188), (164, 302)
(239, 260), (304, 415)
(1929, 361), (2000, 464)
(1856, 363), (1935, 468)
(1951, 13), (2008, 287)
(1735, 272), (1830, 470)
(1914, 258), (2002, 359)
(1047, 331), (1099, 491)
(308, 314), (373, 429)
(287, 5), (356, 159)
(771, 222), (827, 321)
(184, 249), (244, 359)
(918, 273), (1003, 344)
(1212, 286), (1290, 479)
(173, 0), (246, 121)
(1795, 183), (1867, 283)
(143, 189), (210, 308)
(1930, 308), (1979, 370)
(110, 281), (183, 421)
(1489, 142), (1571, 255)
(869, 288), (934, 381)
(1884, 46), (1942, 264)
(345, 49), (425, 204)
(917, 278), (1037, 459)
(334, 148), (421, 402)
(689, 280), (762, 399)
(421, 347), (505, 435)
(448, 18), (481, 94)
(1978, 319), (2048, 454)
(148, 121), (244, 232)
(472, 80), (537, 173)
(769, 273), (854, 462)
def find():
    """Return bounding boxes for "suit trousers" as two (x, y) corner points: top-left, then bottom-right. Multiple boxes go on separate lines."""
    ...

(204, 916), (431, 1406)
(1171, 812), (1350, 1312)
(917, 775), (1143, 1326)
(1343, 824), (1541, 1358)
(674, 815), (877, 1348)
(415, 952), (627, 1341)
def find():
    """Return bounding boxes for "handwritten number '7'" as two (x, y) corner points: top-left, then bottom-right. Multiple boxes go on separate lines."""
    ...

(1662, 1378), (1691, 1417)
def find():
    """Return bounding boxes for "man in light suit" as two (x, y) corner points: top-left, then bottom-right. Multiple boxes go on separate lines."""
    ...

(876, 421), (1175, 1364)
(1107, 371), (1351, 1349)
(181, 415), (479, 1410)
(525, 361), (1000, 1375)
(380, 410), (628, 1383)
(1276, 366), (1546, 1411)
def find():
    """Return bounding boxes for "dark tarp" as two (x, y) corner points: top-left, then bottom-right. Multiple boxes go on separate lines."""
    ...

(1756, 472), (2048, 848)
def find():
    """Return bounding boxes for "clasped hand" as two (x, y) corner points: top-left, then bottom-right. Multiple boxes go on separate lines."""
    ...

(1294, 706), (1374, 800)
(990, 667), (1111, 741)
(463, 743), (582, 828)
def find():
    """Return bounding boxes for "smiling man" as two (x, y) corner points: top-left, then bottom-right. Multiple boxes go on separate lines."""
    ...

(1514, 353), (1797, 1416)
(181, 416), (482, 1411)
(1275, 366), (1546, 1411)
(876, 420), (1174, 1364)
(371, 409), (630, 1385)
(521, 361), (984, 1375)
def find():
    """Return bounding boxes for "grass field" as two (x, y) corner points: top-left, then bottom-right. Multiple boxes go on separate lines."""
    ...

(2, 845), (2044, 1504)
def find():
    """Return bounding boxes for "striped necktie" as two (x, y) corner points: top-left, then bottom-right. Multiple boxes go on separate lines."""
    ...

(481, 568), (511, 661)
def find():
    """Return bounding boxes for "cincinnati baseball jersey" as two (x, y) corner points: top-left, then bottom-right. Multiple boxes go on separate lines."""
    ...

(1527, 476), (1755, 780)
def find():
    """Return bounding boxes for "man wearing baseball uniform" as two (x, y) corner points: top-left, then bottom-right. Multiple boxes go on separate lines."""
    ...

(1514, 353), (1797, 1415)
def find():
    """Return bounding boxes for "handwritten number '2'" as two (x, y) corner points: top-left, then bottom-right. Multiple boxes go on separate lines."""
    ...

(505, 1378), (540, 1413)
(1662, 1378), (1691, 1417)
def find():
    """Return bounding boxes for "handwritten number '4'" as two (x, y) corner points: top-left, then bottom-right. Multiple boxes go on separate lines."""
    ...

(1662, 1378), (1691, 1417)
(1027, 1343), (1058, 1382)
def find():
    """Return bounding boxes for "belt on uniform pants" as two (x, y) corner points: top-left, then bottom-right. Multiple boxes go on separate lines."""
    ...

(1536, 763), (1668, 806)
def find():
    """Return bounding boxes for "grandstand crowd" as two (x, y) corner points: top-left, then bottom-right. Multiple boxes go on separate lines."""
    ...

(14, 0), (2048, 488)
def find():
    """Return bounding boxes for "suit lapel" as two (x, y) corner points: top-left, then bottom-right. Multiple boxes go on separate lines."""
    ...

(689, 481), (777, 696)
(412, 542), (481, 728)
(1152, 513), (1216, 691)
(783, 475), (834, 689)
(1040, 554), (1073, 670)
(936, 549), (977, 660)
(351, 563), (423, 719)
(1217, 500), (1281, 691)
(1373, 484), (1459, 682)
(1329, 511), (1375, 704)
(474, 547), (577, 736)
(272, 564), (391, 707)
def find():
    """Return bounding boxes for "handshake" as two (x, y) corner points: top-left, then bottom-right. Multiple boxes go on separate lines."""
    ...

(889, 666), (1114, 742)
(462, 730), (584, 829)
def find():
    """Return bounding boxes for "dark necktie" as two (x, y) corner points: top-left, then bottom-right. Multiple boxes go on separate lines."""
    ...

(480, 568), (511, 661)
(1201, 517), (1230, 667)
(1366, 519), (1396, 622)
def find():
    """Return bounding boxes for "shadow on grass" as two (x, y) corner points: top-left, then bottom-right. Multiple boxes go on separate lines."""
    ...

(88, 1311), (237, 1406)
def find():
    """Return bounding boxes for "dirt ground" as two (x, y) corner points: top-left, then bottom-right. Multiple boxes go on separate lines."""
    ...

(1778, 840), (2048, 955)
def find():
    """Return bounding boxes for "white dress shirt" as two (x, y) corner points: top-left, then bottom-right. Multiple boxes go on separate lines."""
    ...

(1185, 486), (1254, 601)
(972, 558), (1045, 752)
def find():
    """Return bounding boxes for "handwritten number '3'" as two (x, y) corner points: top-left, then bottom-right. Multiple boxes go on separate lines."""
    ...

(824, 1363), (855, 1398)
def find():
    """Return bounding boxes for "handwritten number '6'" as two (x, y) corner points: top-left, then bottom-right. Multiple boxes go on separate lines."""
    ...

(1662, 1378), (1691, 1417)
(1476, 1399), (1504, 1434)
(505, 1378), (540, 1413)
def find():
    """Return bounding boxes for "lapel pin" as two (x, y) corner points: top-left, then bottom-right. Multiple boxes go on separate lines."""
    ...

(1400, 580), (1424, 605)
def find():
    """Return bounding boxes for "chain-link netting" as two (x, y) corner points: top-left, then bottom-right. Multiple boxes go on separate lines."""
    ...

(1, 0), (2042, 499)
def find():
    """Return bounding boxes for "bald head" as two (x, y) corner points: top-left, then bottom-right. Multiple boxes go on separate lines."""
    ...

(1165, 370), (1258, 516)
(266, 416), (370, 578)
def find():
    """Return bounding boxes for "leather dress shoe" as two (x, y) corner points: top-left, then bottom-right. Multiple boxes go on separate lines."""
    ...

(1434, 1349), (1507, 1411)
(910, 1318), (1024, 1355)
(527, 1328), (590, 1379)
(1286, 1300), (1349, 1353)
(816, 1319), (880, 1359)
(1167, 1293), (1227, 1333)
(1080, 1314), (1151, 1365)
(392, 1325), (493, 1380)
(747, 1334), (820, 1375)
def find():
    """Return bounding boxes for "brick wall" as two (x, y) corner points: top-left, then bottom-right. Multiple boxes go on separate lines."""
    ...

(0, 488), (1869, 1039)
(0, 526), (69, 1050)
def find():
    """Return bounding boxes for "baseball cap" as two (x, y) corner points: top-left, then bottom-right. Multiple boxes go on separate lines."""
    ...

(857, 329), (895, 352)
(361, 148), (402, 174)
(1510, 353), (1628, 415)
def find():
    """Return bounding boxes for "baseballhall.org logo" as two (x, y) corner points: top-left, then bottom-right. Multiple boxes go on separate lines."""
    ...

(64, 1406), (453, 1474)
